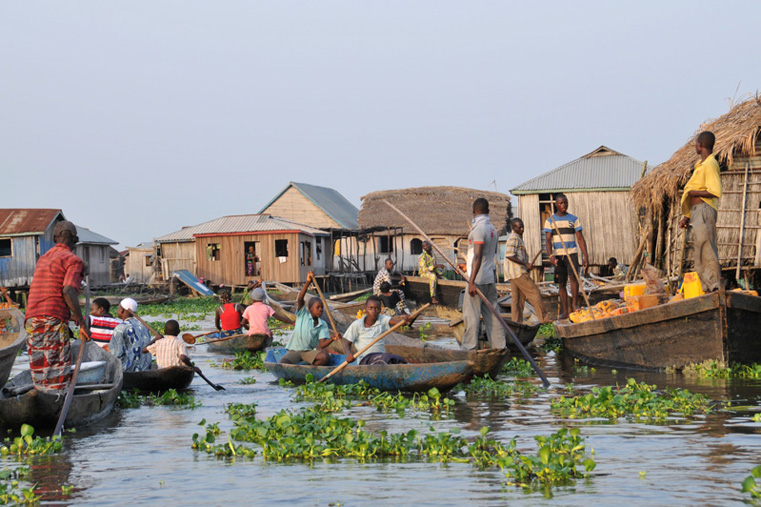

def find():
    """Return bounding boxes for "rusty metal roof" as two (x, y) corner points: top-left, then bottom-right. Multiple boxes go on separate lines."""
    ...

(0, 209), (64, 236)
(155, 214), (329, 243)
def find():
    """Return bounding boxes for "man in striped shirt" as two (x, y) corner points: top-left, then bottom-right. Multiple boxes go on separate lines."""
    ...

(544, 194), (589, 320)
(88, 298), (122, 350)
(505, 218), (547, 323)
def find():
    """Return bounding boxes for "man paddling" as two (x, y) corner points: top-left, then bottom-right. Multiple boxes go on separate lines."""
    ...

(24, 220), (89, 393)
(340, 296), (413, 365)
(279, 272), (335, 366)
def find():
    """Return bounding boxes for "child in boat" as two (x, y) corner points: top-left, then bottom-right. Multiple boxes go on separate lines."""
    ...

(241, 288), (294, 343)
(279, 272), (336, 366)
(340, 296), (413, 365)
(378, 281), (410, 316)
(144, 320), (190, 369)
(89, 298), (123, 351)
(215, 289), (245, 338)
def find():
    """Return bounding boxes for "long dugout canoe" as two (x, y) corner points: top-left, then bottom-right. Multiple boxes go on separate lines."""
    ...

(123, 365), (195, 392)
(264, 348), (473, 392)
(555, 291), (761, 370)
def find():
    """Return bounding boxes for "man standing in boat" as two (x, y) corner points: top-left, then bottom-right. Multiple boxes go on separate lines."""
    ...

(679, 131), (722, 292)
(373, 258), (410, 314)
(544, 194), (589, 320)
(462, 198), (506, 351)
(505, 218), (548, 324)
(418, 241), (444, 304)
(24, 220), (89, 393)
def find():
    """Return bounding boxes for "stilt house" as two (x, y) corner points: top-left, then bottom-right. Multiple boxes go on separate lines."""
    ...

(511, 146), (647, 273)
(631, 97), (761, 281)
(0, 209), (65, 287)
(73, 226), (119, 286)
(125, 242), (157, 284)
(357, 187), (513, 273)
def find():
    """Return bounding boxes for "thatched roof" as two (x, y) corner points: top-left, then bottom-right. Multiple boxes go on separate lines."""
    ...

(359, 186), (513, 236)
(631, 96), (761, 212)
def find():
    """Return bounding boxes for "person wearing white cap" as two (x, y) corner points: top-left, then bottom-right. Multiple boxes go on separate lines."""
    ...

(109, 298), (153, 372)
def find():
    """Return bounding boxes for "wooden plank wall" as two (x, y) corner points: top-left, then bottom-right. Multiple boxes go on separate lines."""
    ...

(517, 194), (542, 266)
(126, 248), (154, 283)
(570, 191), (638, 265)
(159, 241), (196, 280)
(262, 187), (340, 229)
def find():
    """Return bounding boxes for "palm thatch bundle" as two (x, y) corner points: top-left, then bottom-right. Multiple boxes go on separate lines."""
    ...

(359, 186), (513, 236)
(632, 96), (761, 213)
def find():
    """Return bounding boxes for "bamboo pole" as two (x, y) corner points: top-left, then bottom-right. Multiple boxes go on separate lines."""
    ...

(736, 162), (750, 280)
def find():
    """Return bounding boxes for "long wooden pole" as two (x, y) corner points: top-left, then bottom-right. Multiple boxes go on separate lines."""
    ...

(318, 303), (430, 384)
(311, 277), (339, 336)
(548, 216), (594, 316)
(54, 276), (90, 437)
(383, 200), (550, 387)
(736, 162), (750, 280)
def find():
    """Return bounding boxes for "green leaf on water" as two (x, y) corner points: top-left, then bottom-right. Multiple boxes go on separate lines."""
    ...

(19, 424), (34, 438)
(538, 445), (551, 464)
(742, 476), (757, 493)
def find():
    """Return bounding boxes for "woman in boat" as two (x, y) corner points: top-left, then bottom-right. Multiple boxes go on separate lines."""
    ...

(215, 289), (245, 338)
(340, 296), (413, 365)
(241, 288), (294, 343)
(279, 272), (336, 366)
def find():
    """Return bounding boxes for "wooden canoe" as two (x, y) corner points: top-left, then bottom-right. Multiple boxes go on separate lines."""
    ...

(79, 295), (171, 308)
(328, 287), (372, 302)
(123, 365), (195, 392)
(206, 333), (272, 353)
(0, 341), (123, 429)
(385, 332), (509, 377)
(264, 347), (473, 392)
(0, 309), (27, 388)
(555, 290), (761, 370)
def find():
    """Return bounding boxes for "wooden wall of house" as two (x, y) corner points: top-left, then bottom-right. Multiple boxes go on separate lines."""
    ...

(158, 241), (196, 280)
(518, 191), (638, 266)
(262, 187), (341, 229)
(195, 233), (327, 286)
(126, 248), (155, 283)
(74, 244), (113, 286)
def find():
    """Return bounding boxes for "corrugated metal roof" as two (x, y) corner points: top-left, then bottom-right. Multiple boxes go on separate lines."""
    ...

(75, 225), (118, 245)
(0, 209), (64, 236)
(155, 214), (329, 243)
(510, 146), (648, 194)
(258, 182), (359, 229)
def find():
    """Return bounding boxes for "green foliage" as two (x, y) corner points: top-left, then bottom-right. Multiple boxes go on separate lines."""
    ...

(239, 376), (257, 385)
(551, 378), (713, 422)
(0, 425), (62, 456)
(418, 322), (433, 341)
(138, 297), (218, 318)
(683, 361), (761, 379)
(742, 465), (761, 500)
(537, 323), (556, 339)
(502, 358), (534, 377)
(225, 403), (258, 422)
(213, 351), (266, 371)
(117, 389), (200, 409)
(0, 466), (39, 505)
(459, 376), (538, 399)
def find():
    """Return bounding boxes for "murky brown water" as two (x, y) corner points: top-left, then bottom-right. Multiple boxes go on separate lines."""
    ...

(4, 314), (761, 506)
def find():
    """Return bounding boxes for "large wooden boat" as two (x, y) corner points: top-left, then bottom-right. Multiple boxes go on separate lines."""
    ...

(0, 341), (123, 429)
(264, 347), (473, 392)
(0, 309), (27, 388)
(555, 290), (761, 370)
(123, 365), (195, 392)
(404, 276), (509, 308)
(385, 332), (509, 377)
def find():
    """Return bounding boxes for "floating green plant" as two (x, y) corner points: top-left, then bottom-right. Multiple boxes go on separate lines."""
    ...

(0, 425), (62, 456)
(0, 466), (38, 505)
(551, 378), (713, 422)
(502, 358), (535, 377)
(117, 389), (200, 409)
(458, 376), (538, 399)
(742, 465), (761, 501)
(213, 351), (266, 371)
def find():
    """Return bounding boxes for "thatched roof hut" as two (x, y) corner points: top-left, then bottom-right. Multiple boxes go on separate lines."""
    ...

(359, 186), (513, 236)
(630, 96), (761, 278)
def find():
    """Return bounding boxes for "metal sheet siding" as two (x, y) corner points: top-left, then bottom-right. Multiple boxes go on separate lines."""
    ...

(156, 215), (329, 243)
(0, 236), (37, 286)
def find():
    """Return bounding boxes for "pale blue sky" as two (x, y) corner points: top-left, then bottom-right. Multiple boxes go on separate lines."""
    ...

(2, 1), (759, 247)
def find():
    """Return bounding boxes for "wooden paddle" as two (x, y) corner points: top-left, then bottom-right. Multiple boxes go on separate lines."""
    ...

(383, 199), (551, 388)
(548, 216), (594, 318)
(310, 275), (340, 337)
(181, 330), (218, 345)
(181, 356), (225, 391)
(54, 276), (90, 437)
(191, 331), (251, 346)
(318, 303), (430, 384)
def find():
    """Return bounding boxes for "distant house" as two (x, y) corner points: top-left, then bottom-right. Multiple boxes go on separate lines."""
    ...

(357, 187), (513, 273)
(73, 226), (119, 286)
(511, 146), (647, 271)
(0, 209), (65, 287)
(259, 181), (359, 230)
(125, 242), (156, 284)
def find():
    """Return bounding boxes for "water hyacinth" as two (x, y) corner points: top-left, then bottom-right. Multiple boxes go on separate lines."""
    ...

(551, 378), (713, 422)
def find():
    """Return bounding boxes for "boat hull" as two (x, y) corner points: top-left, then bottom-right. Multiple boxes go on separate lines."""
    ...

(555, 291), (761, 370)
(207, 333), (271, 353)
(0, 341), (123, 429)
(0, 309), (27, 388)
(123, 365), (195, 392)
(264, 348), (472, 392)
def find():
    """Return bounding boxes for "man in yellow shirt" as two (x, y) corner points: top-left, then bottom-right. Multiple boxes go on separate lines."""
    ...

(679, 131), (722, 292)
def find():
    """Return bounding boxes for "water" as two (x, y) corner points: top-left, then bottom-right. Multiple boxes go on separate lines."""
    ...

(5, 318), (761, 506)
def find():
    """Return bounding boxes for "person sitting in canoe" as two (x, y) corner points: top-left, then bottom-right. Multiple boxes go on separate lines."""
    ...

(215, 289), (245, 338)
(378, 282), (409, 316)
(241, 288), (294, 344)
(340, 296), (413, 365)
(373, 258), (409, 314)
(88, 298), (123, 351)
(143, 320), (190, 369)
(110, 298), (153, 372)
(279, 272), (337, 366)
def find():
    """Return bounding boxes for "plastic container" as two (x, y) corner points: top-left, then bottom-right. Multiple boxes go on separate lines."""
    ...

(680, 272), (705, 299)
(624, 283), (646, 299)
(626, 295), (660, 311)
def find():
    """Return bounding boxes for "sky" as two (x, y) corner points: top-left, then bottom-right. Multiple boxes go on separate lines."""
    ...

(2, 1), (760, 249)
